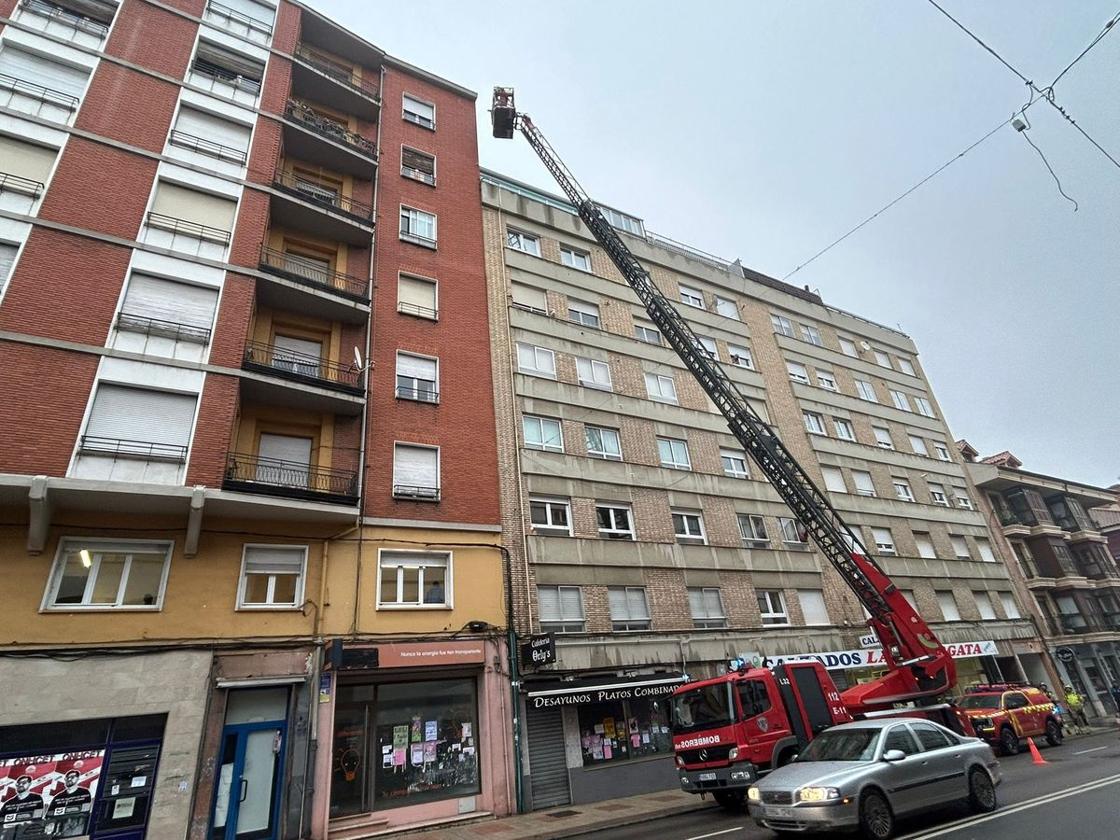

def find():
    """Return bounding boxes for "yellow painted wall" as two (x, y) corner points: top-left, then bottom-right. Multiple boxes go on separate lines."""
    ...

(250, 308), (341, 364)
(233, 405), (335, 470)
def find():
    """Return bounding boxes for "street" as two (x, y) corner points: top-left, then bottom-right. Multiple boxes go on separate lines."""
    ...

(591, 731), (1120, 840)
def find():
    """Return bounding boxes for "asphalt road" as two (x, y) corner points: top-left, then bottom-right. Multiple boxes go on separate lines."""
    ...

(592, 730), (1120, 840)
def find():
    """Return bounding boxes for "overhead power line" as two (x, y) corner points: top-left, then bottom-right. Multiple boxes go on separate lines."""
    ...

(1049, 8), (1120, 88)
(925, 0), (1034, 84)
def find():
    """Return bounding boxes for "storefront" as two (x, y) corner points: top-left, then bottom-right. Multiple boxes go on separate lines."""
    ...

(1054, 641), (1120, 716)
(314, 639), (511, 836)
(521, 672), (685, 809)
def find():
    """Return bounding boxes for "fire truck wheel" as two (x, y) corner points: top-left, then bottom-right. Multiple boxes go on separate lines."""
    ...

(858, 790), (894, 840)
(999, 727), (1019, 756)
(712, 790), (744, 811)
(1045, 719), (1063, 746)
(967, 767), (997, 813)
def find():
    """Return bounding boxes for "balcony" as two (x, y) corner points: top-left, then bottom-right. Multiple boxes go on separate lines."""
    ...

(268, 170), (373, 245)
(203, 0), (273, 44)
(0, 72), (80, 120)
(283, 100), (377, 173)
(189, 58), (262, 103)
(394, 383), (439, 404)
(292, 44), (379, 118)
(242, 340), (363, 395)
(0, 172), (45, 213)
(146, 212), (231, 245)
(224, 452), (358, 505)
(78, 435), (188, 463)
(117, 312), (211, 345)
(168, 129), (248, 166)
(272, 170), (372, 222)
(258, 246), (369, 302)
(14, 0), (110, 48)
(70, 435), (188, 485)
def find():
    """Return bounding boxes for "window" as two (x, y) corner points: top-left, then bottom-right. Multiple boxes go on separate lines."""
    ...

(771, 314), (794, 337)
(953, 487), (974, 509)
(597, 504), (634, 540)
(645, 372), (678, 403)
(171, 106), (251, 164)
(800, 324), (823, 346)
(786, 362), (809, 384)
(538, 585), (584, 633)
(893, 478), (914, 502)
(928, 482), (949, 506)
(973, 591), (997, 620)
(915, 532), (937, 559)
(116, 273), (218, 345)
(0, 242), (17, 295)
(852, 470), (876, 497)
(933, 442), (951, 461)
(714, 296), (739, 319)
(739, 514), (769, 545)
(239, 545), (306, 608)
(402, 94), (435, 128)
(560, 245), (591, 271)
(758, 590), (789, 626)
(779, 517), (808, 545)
(890, 390), (911, 412)
(873, 426), (894, 449)
(392, 444), (439, 500)
(898, 358), (917, 376)
(575, 356), (611, 390)
(798, 589), (830, 625)
(78, 384), (196, 462)
(883, 726), (921, 756)
(45, 539), (170, 610)
(609, 587), (651, 631)
(679, 285), (704, 308)
(522, 415), (563, 452)
(672, 509), (706, 544)
(530, 497), (572, 535)
(697, 335), (718, 359)
(509, 283), (546, 314)
(950, 536), (971, 560)
(936, 591), (960, 620)
(728, 344), (753, 369)
(658, 437), (691, 470)
(567, 299), (600, 328)
(395, 352), (439, 403)
(721, 448), (749, 479)
(598, 205), (645, 235)
(399, 206), (436, 246)
(390, 142), (438, 186)
(1000, 592), (1021, 619)
(873, 349), (892, 368)
(398, 273), (438, 319)
(0, 135), (55, 199)
(192, 40), (264, 94)
(821, 466), (847, 493)
(914, 397), (935, 418)
(833, 417), (856, 441)
(585, 425), (622, 460)
(912, 722), (954, 751)
(689, 588), (727, 629)
(506, 229), (540, 255)
(976, 537), (997, 563)
(872, 528), (896, 555)
(378, 551), (449, 607)
(816, 370), (838, 391)
(634, 322), (661, 345)
(515, 342), (555, 377)
(0, 45), (89, 108)
(908, 435), (928, 456)
(839, 336), (859, 357)
(803, 411), (826, 436)
(149, 181), (236, 243)
(855, 379), (878, 402)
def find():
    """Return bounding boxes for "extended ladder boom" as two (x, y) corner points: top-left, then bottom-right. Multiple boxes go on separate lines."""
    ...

(492, 88), (954, 710)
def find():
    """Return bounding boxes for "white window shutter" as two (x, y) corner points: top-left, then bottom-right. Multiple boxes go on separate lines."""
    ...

(0, 47), (88, 97)
(538, 587), (560, 620)
(559, 586), (582, 618)
(244, 546), (304, 574)
(174, 106), (251, 151)
(396, 353), (436, 379)
(0, 243), (17, 281)
(85, 385), (197, 446)
(0, 136), (56, 183)
(511, 283), (546, 310)
(151, 182), (237, 231)
(393, 445), (437, 487)
(273, 335), (322, 360)
(258, 433), (312, 465)
(608, 588), (627, 618)
(627, 589), (649, 619)
(398, 276), (436, 308)
(122, 274), (218, 329)
(404, 96), (434, 121)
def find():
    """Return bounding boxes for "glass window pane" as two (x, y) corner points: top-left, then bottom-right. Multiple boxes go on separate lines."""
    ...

(271, 574), (298, 605)
(400, 567), (420, 604)
(244, 574), (271, 604)
(120, 555), (165, 606)
(90, 555), (126, 604)
(55, 555), (91, 604)
(379, 565), (398, 604)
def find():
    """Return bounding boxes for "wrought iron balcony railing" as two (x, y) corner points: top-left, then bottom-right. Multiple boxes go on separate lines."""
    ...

(258, 246), (369, 300)
(294, 44), (379, 99)
(272, 170), (373, 221)
(205, 0), (272, 36)
(243, 340), (363, 393)
(78, 435), (188, 463)
(146, 212), (232, 245)
(168, 129), (248, 165)
(19, 0), (110, 37)
(396, 301), (438, 320)
(0, 172), (45, 199)
(285, 100), (377, 159)
(224, 452), (358, 502)
(0, 72), (80, 110)
(394, 384), (439, 404)
(117, 312), (212, 344)
(392, 484), (441, 502)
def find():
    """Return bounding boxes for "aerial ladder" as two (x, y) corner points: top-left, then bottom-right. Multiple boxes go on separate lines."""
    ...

(491, 87), (954, 712)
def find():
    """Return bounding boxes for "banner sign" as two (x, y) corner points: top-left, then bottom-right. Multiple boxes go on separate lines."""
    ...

(739, 640), (998, 672)
(526, 674), (686, 708)
(0, 751), (103, 838)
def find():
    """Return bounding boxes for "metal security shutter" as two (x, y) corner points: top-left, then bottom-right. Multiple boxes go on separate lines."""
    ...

(122, 274), (218, 328)
(174, 106), (251, 152)
(85, 385), (197, 446)
(258, 434), (312, 466)
(0, 47), (89, 97)
(526, 706), (570, 809)
(0, 136), (56, 183)
(392, 444), (437, 487)
(395, 353), (435, 380)
(151, 182), (237, 231)
(244, 545), (305, 574)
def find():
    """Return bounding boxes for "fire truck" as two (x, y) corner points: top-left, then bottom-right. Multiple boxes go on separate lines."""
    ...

(491, 89), (971, 809)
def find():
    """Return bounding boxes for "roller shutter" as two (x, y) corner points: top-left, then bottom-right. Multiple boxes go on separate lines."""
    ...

(526, 705), (570, 809)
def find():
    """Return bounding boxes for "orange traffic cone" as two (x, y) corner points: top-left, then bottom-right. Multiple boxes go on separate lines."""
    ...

(1027, 737), (1048, 765)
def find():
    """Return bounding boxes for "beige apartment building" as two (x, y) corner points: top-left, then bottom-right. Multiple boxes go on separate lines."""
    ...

(480, 170), (1043, 809)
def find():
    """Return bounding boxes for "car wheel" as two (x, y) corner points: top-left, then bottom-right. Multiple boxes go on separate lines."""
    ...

(1045, 718), (1063, 747)
(859, 790), (894, 840)
(712, 790), (744, 812)
(999, 727), (1019, 756)
(968, 767), (997, 813)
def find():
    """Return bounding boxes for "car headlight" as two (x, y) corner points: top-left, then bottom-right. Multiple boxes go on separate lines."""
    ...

(798, 786), (841, 803)
(675, 755), (684, 768)
(747, 786), (761, 802)
(728, 747), (739, 761)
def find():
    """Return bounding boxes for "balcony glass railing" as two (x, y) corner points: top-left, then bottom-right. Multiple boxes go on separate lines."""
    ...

(258, 246), (369, 300)
(272, 170), (373, 221)
(294, 44), (379, 99)
(243, 340), (363, 393)
(224, 452), (358, 501)
(285, 100), (377, 159)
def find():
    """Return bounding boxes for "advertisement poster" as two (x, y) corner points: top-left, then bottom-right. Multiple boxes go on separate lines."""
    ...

(0, 751), (104, 840)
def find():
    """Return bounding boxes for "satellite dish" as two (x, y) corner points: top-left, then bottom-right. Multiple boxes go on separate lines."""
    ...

(859, 340), (871, 351)
(353, 347), (363, 370)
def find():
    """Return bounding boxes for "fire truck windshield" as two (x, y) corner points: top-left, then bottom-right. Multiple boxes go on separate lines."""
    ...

(957, 694), (1002, 709)
(671, 683), (734, 734)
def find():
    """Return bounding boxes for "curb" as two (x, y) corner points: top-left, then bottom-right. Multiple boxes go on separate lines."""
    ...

(540, 800), (718, 840)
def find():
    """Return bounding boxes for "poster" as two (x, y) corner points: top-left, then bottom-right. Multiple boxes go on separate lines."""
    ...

(603, 719), (615, 738)
(410, 744), (424, 766)
(410, 716), (422, 743)
(0, 751), (104, 840)
(423, 742), (437, 762)
(392, 748), (406, 767)
(461, 722), (471, 739)
(392, 725), (408, 750)
(424, 720), (438, 742)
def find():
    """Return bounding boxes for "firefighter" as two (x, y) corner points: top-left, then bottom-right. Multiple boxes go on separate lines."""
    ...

(1064, 684), (1090, 733)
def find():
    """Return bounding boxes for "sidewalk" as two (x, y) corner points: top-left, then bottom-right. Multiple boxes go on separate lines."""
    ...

(389, 789), (715, 840)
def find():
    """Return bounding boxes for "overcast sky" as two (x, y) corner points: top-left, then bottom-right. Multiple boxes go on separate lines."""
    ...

(322, 1), (1119, 487)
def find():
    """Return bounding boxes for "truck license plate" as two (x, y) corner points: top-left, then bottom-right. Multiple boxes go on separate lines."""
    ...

(765, 806), (794, 819)
(698, 772), (717, 782)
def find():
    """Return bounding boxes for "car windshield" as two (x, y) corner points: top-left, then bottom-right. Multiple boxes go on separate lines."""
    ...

(957, 695), (1002, 709)
(671, 683), (734, 734)
(797, 728), (880, 762)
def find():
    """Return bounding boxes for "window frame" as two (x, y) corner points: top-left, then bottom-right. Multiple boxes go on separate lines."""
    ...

(914, 396), (936, 418)
(855, 379), (878, 402)
(872, 527), (897, 556)
(933, 442), (952, 461)
(908, 435), (929, 456)
(833, 417), (856, 441)
(689, 587), (727, 629)
(657, 436), (691, 470)
(816, 370), (838, 391)
(950, 535), (971, 560)
(608, 586), (651, 631)
(821, 465), (847, 493)
(852, 470), (876, 497)
(43, 538), (173, 611)
(515, 342), (556, 378)
(522, 414), (564, 453)
(376, 548), (452, 609)
(401, 93), (436, 129)
(757, 590), (789, 626)
(714, 296), (739, 320)
(672, 509), (706, 545)
(953, 487), (974, 510)
(506, 228), (541, 256)
(728, 343), (753, 369)
(838, 336), (859, 357)
(720, 447), (750, 479)
(560, 244), (592, 271)
(873, 349), (892, 369)
(395, 350), (440, 403)
(738, 513), (769, 546)
(529, 496), (573, 536)
(799, 324), (823, 346)
(679, 285), (705, 309)
(779, 516), (809, 545)
(237, 544), (308, 610)
(798, 589), (831, 626)
(584, 424), (622, 461)
(786, 361), (809, 384)
(399, 204), (437, 247)
(400, 144), (436, 185)
(596, 503), (635, 540)
(915, 532), (938, 559)
(803, 411), (827, 436)
(771, 313), (794, 337)
(898, 357), (917, 376)
(645, 372), (678, 404)
(890, 390), (912, 412)
(872, 426), (894, 449)
(928, 482), (950, 506)
(538, 584), (585, 633)
(567, 298), (601, 329)
(575, 356), (612, 390)
(893, 478), (915, 502)
(634, 322), (661, 345)
(396, 271), (438, 321)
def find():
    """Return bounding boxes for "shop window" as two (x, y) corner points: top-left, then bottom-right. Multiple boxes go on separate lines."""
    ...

(238, 545), (306, 608)
(377, 550), (450, 608)
(44, 539), (171, 610)
(577, 697), (672, 766)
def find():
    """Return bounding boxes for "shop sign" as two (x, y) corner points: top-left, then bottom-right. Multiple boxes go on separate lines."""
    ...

(859, 633), (879, 649)
(519, 634), (555, 668)
(0, 751), (104, 837)
(527, 675), (686, 708)
(376, 641), (486, 668)
(1056, 647), (1075, 663)
(749, 640), (999, 671)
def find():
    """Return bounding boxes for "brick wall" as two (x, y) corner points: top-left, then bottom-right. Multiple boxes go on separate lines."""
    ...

(185, 374), (239, 486)
(76, 63), (180, 153)
(105, 0), (198, 78)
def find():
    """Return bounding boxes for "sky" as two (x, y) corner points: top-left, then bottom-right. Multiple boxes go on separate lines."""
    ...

(320, 1), (1119, 487)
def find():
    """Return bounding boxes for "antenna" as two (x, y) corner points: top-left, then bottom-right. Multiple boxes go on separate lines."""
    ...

(353, 347), (366, 372)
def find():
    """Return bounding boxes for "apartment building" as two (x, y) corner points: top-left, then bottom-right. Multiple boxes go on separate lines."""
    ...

(964, 447), (1120, 716)
(481, 170), (1041, 808)
(0, 2), (507, 838)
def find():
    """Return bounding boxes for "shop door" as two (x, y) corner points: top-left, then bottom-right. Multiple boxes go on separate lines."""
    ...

(526, 706), (570, 809)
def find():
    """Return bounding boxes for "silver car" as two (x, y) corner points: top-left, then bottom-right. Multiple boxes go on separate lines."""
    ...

(746, 718), (1000, 839)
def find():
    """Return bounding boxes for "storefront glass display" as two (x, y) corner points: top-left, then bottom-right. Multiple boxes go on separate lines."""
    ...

(577, 696), (671, 767)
